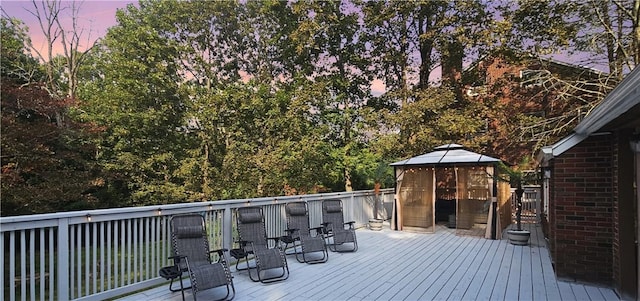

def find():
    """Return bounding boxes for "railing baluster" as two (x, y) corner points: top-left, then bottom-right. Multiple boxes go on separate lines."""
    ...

(92, 222), (97, 294)
(48, 228), (54, 301)
(20, 230), (26, 301)
(107, 221), (112, 290)
(151, 217), (157, 278)
(29, 229), (35, 301)
(163, 216), (169, 267)
(84, 222), (90, 296)
(77, 224), (82, 297)
(39, 229), (44, 301)
(128, 219), (133, 284)
(99, 221), (105, 293)
(120, 219), (125, 287)
(69, 224), (74, 299)
(9, 231), (15, 301)
(145, 217), (150, 280)
(132, 218), (138, 283)
(114, 220), (120, 288)
(223, 206), (232, 253)
(1, 231), (4, 301)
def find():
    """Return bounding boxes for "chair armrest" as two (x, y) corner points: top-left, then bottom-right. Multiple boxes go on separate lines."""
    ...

(310, 226), (323, 235)
(321, 222), (332, 234)
(159, 265), (182, 279)
(267, 236), (281, 243)
(285, 228), (299, 234)
(210, 248), (228, 256)
(168, 254), (187, 263)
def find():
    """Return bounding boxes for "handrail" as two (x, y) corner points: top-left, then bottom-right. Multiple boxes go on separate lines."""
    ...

(0, 189), (394, 301)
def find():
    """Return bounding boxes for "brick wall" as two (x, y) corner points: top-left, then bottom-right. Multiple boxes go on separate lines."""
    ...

(549, 133), (614, 284)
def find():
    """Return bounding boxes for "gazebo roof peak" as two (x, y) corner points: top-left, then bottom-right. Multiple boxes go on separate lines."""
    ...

(434, 143), (465, 150)
(390, 143), (501, 166)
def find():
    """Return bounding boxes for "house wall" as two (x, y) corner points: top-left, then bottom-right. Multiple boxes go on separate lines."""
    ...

(614, 129), (638, 301)
(548, 133), (615, 284)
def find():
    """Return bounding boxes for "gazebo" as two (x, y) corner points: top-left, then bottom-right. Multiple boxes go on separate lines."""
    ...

(390, 144), (511, 238)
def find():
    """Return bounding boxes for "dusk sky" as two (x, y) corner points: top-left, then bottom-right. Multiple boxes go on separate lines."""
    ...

(2, 1), (136, 55)
(1, 1), (605, 93)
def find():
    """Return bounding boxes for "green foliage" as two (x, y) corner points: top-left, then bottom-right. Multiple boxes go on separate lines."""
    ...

(0, 17), (42, 83)
(77, 0), (190, 206)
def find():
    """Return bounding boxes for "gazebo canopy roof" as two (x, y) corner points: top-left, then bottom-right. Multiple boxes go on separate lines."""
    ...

(390, 144), (501, 167)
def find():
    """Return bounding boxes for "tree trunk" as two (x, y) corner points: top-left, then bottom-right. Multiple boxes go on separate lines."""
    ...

(345, 168), (353, 192)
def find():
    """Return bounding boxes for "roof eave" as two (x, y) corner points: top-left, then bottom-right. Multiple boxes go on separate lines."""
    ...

(574, 67), (640, 135)
(536, 133), (587, 166)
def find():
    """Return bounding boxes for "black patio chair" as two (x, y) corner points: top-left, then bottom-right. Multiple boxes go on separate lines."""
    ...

(164, 214), (235, 301)
(321, 199), (358, 252)
(232, 206), (289, 283)
(282, 202), (329, 264)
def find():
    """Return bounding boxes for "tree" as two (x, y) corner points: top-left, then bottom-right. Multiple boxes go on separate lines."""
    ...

(13, 0), (99, 128)
(1, 16), (102, 216)
(78, 1), (190, 206)
(490, 0), (639, 159)
(291, 0), (372, 191)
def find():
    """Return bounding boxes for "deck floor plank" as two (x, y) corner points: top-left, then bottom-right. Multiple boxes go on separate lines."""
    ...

(115, 223), (619, 301)
(409, 236), (480, 299)
(531, 244), (549, 301)
(431, 237), (489, 300)
(504, 244), (523, 301)
(519, 240), (534, 301)
(584, 285), (606, 301)
(557, 280), (577, 301)
(570, 282), (592, 301)
(490, 242), (515, 301)
(360, 230), (450, 300)
(452, 238), (499, 300)
(470, 238), (509, 301)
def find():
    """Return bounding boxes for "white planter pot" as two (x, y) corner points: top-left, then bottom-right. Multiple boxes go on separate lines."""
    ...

(369, 219), (383, 231)
(507, 229), (530, 246)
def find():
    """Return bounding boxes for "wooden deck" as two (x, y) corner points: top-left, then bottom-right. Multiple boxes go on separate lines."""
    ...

(116, 223), (619, 301)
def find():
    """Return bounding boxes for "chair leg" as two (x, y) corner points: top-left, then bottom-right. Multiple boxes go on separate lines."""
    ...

(179, 275), (186, 301)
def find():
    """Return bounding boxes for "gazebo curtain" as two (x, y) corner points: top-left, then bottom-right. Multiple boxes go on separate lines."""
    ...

(393, 167), (435, 232)
(455, 166), (493, 236)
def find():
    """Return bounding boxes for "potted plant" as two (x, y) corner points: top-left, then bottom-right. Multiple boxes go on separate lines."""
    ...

(369, 181), (384, 231)
(368, 162), (392, 231)
(498, 160), (535, 245)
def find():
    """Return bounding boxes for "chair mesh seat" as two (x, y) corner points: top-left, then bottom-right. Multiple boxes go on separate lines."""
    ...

(300, 236), (326, 253)
(255, 248), (286, 270)
(190, 263), (228, 291)
(236, 206), (290, 283)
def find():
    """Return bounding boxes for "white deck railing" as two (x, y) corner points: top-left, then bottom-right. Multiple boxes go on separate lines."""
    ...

(0, 189), (394, 301)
